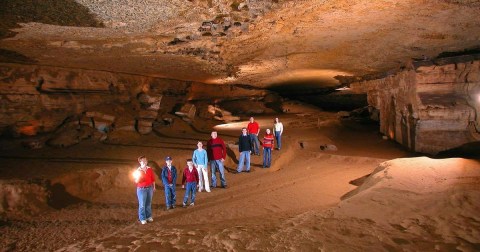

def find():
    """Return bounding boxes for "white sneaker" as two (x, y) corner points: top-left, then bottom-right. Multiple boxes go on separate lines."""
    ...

(147, 217), (153, 223)
(190, 202), (195, 206)
(206, 189), (211, 192)
(198, 188), (203, 192)
(140, 220), (147, 225)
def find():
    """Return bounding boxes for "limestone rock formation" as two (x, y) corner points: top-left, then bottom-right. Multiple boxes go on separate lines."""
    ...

(350, 58), (480, 154)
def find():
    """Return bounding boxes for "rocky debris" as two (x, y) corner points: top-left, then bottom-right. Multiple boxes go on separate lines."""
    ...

(175, 103), (196, 123)
(208, 105), (240, 123)
(0, 179), (50, 217)
(320, 144), (337, 151)
(21, 139), (44, 149)
(85, 111), (115, 133)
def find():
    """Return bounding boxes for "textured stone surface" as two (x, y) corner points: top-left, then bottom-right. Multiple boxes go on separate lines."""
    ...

(0, 63), (275, 138)
(1, 1), (479, 87)
(350, 59), (480, 154)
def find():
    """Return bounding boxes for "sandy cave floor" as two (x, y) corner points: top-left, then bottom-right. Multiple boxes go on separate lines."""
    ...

(1, 111), (479, 251)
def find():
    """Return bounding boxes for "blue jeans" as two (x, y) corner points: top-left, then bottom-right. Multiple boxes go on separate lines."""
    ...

(249, 134), (260, 154)
(137, 185), (153, 221)
(183, 182), (197, 204)
(164, 184), (176, 207)
(263, 147), (272, 167)
(237, 151), (251, 172)
(211, 160), (227, 187)
(275, 131), (282, 149)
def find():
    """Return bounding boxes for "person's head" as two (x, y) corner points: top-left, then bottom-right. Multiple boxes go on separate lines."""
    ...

(241, 127), (247, 135)
(266, 129), (271, 134)
(249, 117), (254, 123)
(275, 117), (279, 123)
(138, 156), (147, 168)
(211, 131), (218, 139)
(197, 141), (203, 149)
(165, 156), (173, 165)
(186, 159), (193, 167)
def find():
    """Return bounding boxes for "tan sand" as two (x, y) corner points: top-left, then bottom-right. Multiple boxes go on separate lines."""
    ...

(1, 111), (479, 251)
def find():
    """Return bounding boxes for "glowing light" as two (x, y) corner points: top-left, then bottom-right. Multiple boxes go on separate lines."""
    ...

(133, 170), (141, 181)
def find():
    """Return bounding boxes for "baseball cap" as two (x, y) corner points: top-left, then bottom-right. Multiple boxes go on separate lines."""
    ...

(165, 156), (172, 161)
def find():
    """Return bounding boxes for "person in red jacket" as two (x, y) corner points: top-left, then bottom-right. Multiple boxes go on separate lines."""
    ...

(207, 131), (228, 188)
(181, 159), (199, 207)
(247, 117), (261, 155)
(133, 156), (156, 224)
(261, 129), (274, 168)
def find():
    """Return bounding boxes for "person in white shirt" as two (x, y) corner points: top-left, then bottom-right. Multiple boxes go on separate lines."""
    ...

(273, 117), (284, 150)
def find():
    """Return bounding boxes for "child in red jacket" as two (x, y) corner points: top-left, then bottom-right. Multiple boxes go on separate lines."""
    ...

(262, 129), (274, 168)
(182, 159), (199, 207)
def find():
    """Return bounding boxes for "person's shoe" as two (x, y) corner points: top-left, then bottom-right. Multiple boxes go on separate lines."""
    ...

(140, 220), (147, 225)
(147, 217), (153, 223)
(206, 189), (211, 192)
(182, 203), (187, 208)
(190, 202), (195, 206)
(222, 185), (228, 189)
(166, 206), (171, 210)
(171, 204), (176, 209)
(246, 170), (250, 173)
(234, 171), (241, 174)
(199, 188), (203, 192)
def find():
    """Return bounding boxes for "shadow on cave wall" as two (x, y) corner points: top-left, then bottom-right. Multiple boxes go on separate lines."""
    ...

(436, 141), (480, 159)
(268, 81), (368, 111)
(0, 48), (37, 63)
(47, 182), (86, 209)
(0, 0), (104, 39)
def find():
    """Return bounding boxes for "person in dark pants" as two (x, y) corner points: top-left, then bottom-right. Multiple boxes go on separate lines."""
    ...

(247, 117), (261, 155)
(236, 127), (252, 173)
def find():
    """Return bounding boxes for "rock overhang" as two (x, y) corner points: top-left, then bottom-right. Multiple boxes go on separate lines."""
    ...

(0, 0), (479, 88)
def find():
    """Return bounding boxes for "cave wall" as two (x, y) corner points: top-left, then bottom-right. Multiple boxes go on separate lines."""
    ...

(350, 60), (480, 154)
(0, 63), (270, 137)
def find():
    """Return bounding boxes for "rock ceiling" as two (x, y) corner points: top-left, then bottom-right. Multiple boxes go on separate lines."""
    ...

(0, 0), (479, 88)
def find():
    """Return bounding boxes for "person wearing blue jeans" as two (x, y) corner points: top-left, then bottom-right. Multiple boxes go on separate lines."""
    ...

(237, 128), (252, 173)
(273, 117), (284, 150)
(211, 160), (227, 188)
(262, 129), (274, 168)
(134, 155), (156, 224)
(207, 131), (228, 188)
(137, 186), (154, 223)
(161, 156), (177, 210)
(182, 159), (199, 207)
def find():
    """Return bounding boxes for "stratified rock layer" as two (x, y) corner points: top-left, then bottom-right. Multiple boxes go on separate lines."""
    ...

(350, 58), (480, 154)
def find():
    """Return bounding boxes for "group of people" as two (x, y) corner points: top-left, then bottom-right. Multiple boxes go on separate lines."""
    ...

(237, 117), (283, 172)
(133, 117), (283, 225)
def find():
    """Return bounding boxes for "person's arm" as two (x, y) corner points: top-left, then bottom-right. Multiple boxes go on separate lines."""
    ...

(221, 140), (227, 161)
(203, 150), (208, 166)
(181, 169), (186, 188)
(172, 166), (177, 186)
(194, 169), (199, 186)
(280, 123), (284, 134)
(256, 123), (260, 135)
(149, 168), (156, 191)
